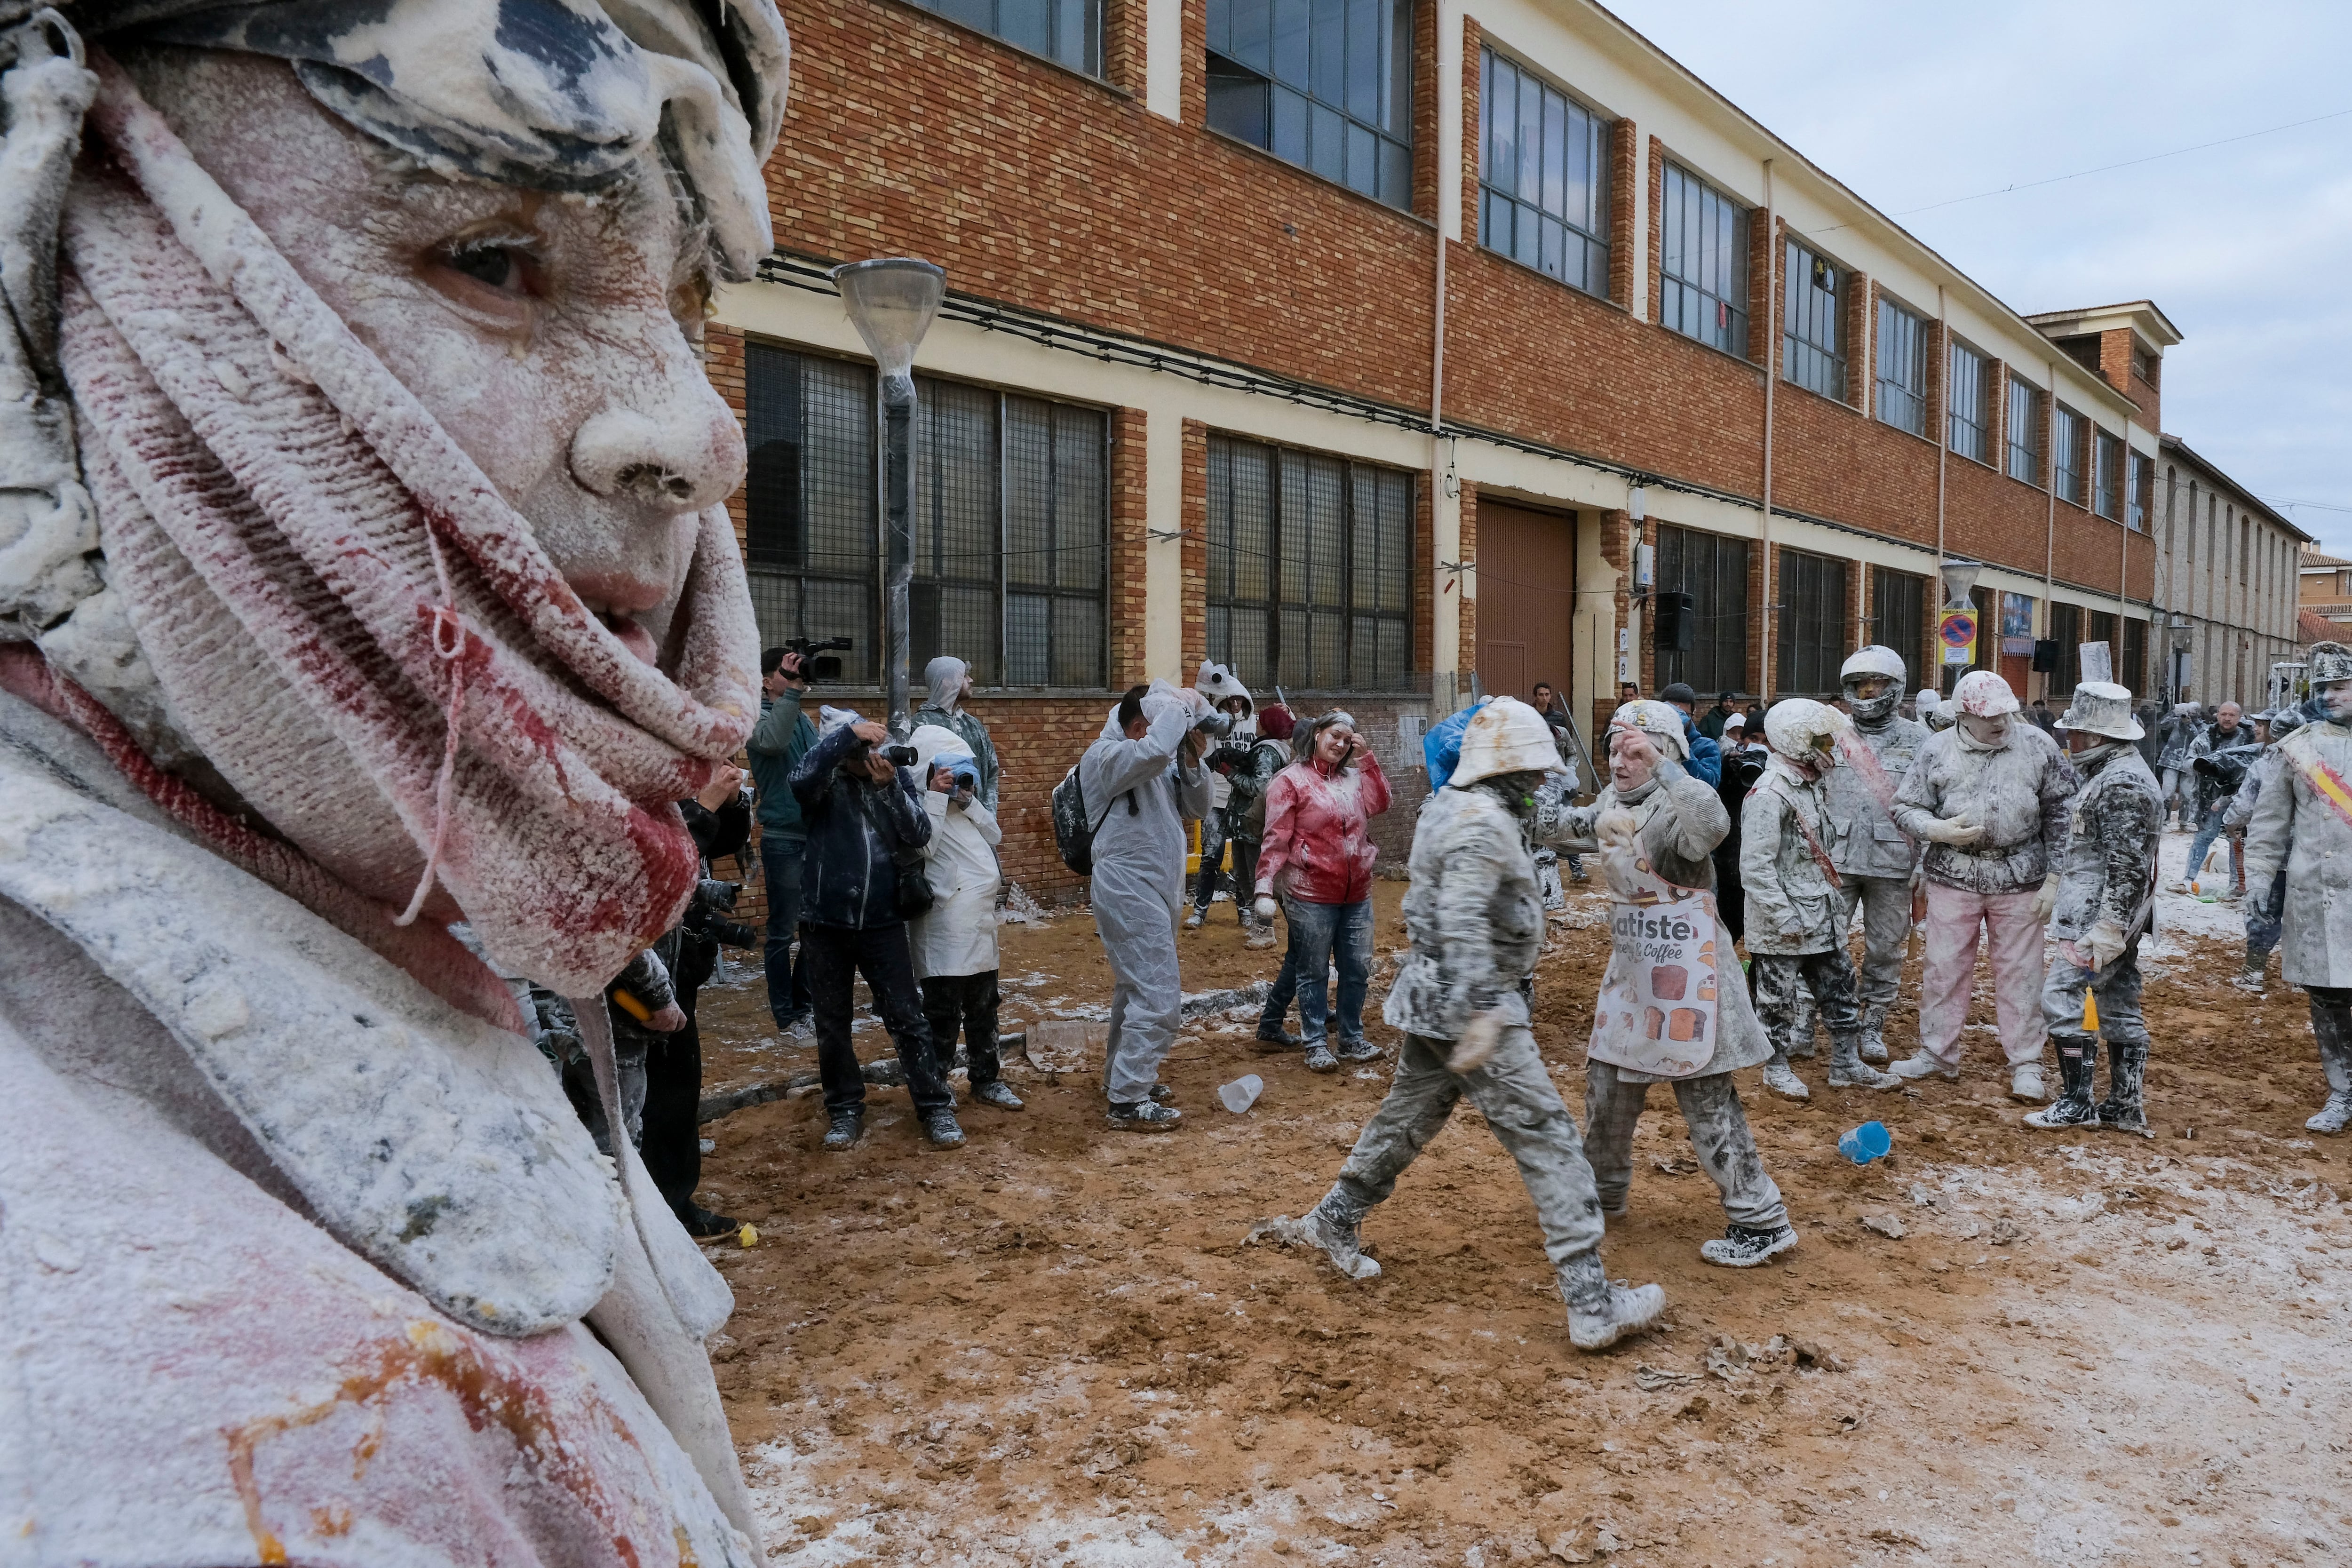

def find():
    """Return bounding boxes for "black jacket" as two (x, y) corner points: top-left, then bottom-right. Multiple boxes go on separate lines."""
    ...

(788, 724), (932, 930)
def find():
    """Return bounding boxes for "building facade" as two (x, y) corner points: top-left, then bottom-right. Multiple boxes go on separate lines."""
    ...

(716, 0), (2200, 895)
(2145, 436), (2308, 710)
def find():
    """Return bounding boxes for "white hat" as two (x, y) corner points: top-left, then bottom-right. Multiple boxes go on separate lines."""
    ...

(1450, 697), (1565, 787)
(2312, 642), (2352, 686)
(1194, 660), (1253, 711)
(1724, 712), (1748, 731)
(1951, 669), (2020, 718)
(1607, 699), (1691, 761)
(1762, 697), (1848, 764)
(2054, 681), (2143, 741)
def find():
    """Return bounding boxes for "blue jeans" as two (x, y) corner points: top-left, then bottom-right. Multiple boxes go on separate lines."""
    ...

(2186, 806), (2241, 892)
(1279, 897), (1374, 1046)
(761, 836), (810, 1026)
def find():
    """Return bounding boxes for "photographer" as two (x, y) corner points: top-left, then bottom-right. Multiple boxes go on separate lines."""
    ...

(749, 647), (818, 1035)
(909, 726), (1019, 1110)
(917, 654), (1001, 811)
(790, 712), (965, 1152)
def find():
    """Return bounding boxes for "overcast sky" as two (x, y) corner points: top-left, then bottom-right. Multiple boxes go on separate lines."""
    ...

(1608, 0), (2352, 556)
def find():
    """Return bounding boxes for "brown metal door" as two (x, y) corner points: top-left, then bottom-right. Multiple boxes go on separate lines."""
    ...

(1477, 502), (1576, 703)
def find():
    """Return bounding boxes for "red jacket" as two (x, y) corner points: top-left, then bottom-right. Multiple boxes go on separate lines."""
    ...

(1256, 749), (1392, 905)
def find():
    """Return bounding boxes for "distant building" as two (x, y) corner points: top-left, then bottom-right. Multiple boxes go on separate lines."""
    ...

(2146, 436), (2307, 708)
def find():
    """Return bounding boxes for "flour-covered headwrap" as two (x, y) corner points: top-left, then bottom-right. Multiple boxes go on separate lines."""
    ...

(0, 1), (788, 1000)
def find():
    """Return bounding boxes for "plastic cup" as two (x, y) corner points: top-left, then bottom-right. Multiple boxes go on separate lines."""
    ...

(1217, 1074), (1263, 1114)
(1837, 1120), (1892, 1165)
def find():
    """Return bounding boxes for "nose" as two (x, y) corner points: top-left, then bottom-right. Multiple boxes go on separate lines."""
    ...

(569, 387), (746, 513)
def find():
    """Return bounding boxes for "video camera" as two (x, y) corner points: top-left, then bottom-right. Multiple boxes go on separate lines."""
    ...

(2192, 742), (2264, 794)
(784, 635), (853, 682)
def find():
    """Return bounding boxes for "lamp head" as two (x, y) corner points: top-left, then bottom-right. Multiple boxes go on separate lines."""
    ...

(831, 257), (946, 388)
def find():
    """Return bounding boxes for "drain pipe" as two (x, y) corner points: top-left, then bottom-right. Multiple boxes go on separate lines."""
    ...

(1933, 284), (1947, 695)
(1759, 158), (1776, 698)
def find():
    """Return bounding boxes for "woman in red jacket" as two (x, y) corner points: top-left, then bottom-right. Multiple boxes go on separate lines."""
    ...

(1254, 712), (1394, 1072)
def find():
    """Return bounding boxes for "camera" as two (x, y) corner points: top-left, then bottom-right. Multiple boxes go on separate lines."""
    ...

(784, 634), (853, 682)
(880, 742), (919, 767)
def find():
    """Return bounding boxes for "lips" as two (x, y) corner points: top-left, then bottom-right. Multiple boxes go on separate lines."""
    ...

(569, 574), (668, 668)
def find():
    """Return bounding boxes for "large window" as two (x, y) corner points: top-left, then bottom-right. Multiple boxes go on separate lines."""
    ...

(2053, 403), (2086, 507)
(2125, 446), (2151, 531)
(1870, 566), (1926, 676)
(1775, 548), (1848, 698)
(2122, 615), (2148, 693)
(1206, 435), (1414, 692)
(2093, 429), (2123, 521)
(1947, 340), (1990, 463)
(1659, 162), (1749, 357)
(1206, 0), (1414, 211)
(1478, 48), (1611, 298)
(1653, 525), (1749, 696)
(2006, 379), (2042, 484)
(1781, 239), (1846, 400)
(742, 344), (1109, 689)
(1875, 296), (1927, 436)
(910, 0), (1100, 74)
(2048, 600), (2082, 693)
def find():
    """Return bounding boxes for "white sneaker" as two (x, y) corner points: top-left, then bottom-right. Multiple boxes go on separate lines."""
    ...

(1760, 1059), (1810, 1101)
(2009, 1063), (2047, 1103)
(1890, 1051), (1960, 1082)
(1183, 908), (1204, 930)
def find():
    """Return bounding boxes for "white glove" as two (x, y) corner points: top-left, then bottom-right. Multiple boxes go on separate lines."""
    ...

(2029, 874), (2060, 922)
(2084, 918), (2128, 972)
(1918, 812), (1987, 847)
(1447, 1010), (1505, 1074)
(1253, 895), (1279, 923)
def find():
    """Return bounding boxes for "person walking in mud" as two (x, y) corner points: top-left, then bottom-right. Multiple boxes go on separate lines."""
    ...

(1249, 699), (1667, 1351)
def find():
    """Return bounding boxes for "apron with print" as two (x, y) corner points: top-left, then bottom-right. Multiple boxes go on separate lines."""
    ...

(1587, 850), (1723, 1079)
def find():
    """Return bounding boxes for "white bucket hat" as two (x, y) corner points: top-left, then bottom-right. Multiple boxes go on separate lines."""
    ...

(2054, 681), (2143, 741)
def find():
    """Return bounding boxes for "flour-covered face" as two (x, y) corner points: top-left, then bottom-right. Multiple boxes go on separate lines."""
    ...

(1959, 713), (2010, 747)
(2320, 682), (2352, 724)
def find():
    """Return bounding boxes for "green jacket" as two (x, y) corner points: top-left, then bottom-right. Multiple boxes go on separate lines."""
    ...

(747, 689), (816, 840)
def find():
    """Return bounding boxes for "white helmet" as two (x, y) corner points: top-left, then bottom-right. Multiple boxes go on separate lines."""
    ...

(2312, 642), (2352, 687)
(1951, 669), (2020, 718)
(2054, 680), (2143, 741)
(1840, 645), (1907, 724)
(1762, 697), (1849, 773)
(1606, 699), (1691, 761)
(1450, 697), (1565, 787)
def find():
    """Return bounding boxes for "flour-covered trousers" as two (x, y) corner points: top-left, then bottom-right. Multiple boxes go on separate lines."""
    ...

(2246, 869), (2288, 963)
(1751, 948), (1863, 1056)
(1093, 856), (1186, 1105)
(1833, 875), (1915, 1011)
(1918, 881), (2047, 1068)
(1583, 1063), (1787, 1230)
(1333, 1029), (1606, 1268)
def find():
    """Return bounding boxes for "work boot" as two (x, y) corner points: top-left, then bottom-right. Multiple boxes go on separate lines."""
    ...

(972, 1080), (1025, 1111)
(2230, 957), (2267, 994)
(1890, 1049), (1960, 1083)
(2097, 1041), (2152, 1138)
(1759, 1051), (1810, 1102)
(1249, 1187), (1381, 1281)
(1108, 1098), (1183, 1132)
(2024, 1040), (2100, 1129)
(922, 1109), (967, 1148)
(1334, 1037), (1383, 1064)
(1828, 1032), (1902, 1090)
(1184, 907), (1205, 930)
(1304, 1043), (1340, 1074)
(1556, 1252), (1667, 1352)
(1857, 1003), (1891, 1066)
(2308, 999), (2352, 1135)
(822, 1109), (865, 1151)
(2009, 1061), (2047, 1103)
(1255, 1022), (1302, 1052)
(1700, 1222), (1800, 1269)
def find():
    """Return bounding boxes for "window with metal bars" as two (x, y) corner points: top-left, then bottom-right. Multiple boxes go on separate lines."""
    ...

(2126, 449), (2150, 532)
(2094, 430), (2123, 521)
(2052, 403), (2086, 507)
(2006, 378), (2042, 484)
(740, 342), (1109, 690)
(908, 0), (1101, 75)
(1947, 339), (1990, 463)
(1477, 47), (1611, 298)
(1869, 566), (1926, 678)
(2122, 615), (2148, 693)
(1653, 524), (1749, 696)
(1781, 240), (1846, 401)
(2048, 599), (2082, 693)
(1659, 162), (1748, 357)
(1206, 434), (1414, 693)
(1774, 548), (1848, 698)
(1875, 295), (1927, 436)
(1205, 0), (1415, 211)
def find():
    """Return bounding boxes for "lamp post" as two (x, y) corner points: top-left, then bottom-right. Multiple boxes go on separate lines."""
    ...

(833, 257), (946, 738)
(1936, 558), (1983, 694)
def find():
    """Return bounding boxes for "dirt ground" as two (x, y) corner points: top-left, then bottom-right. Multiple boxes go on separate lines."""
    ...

(687, 836), (2352, 1567)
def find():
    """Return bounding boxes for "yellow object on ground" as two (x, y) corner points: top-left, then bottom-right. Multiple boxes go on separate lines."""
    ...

(738, 1224), (759, 1249)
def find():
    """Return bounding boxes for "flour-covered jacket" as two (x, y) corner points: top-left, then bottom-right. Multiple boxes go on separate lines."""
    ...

(1257, 749), (1393, 905)
(909, 787), (1004, 981)
(2047, 743), (2163, 946)
(1824, 714), (1927, 880)
(1383, 784), (1545, 1041)
(1891, 723), (2079, 895)
(1549, 764), (1772, 1080)
(1740, 757), (1846, 955)
(2223, 747), (2282, 832)
(0, 693), (757, 1568)
(2245, 718), (2352, 987)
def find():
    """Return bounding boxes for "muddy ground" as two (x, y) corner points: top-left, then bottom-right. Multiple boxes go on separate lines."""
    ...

(687, 834), (2352, 1567)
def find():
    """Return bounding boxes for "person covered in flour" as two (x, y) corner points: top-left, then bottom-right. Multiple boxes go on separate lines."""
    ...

(1566, 701), (1797, 1268)
(1251, 699), (1668, 1351)
(914, 651), (999, 809)
(1186, 659), (1269, 938)
(2225, 704), (2301, 993)
(2022, 682), (2165, 1135)
(1822, 645), (1931, 1067)
(1741, 698), (1906, 1098)
(0, 3), (787, 1561)
(2244, 642), (2352, 1135)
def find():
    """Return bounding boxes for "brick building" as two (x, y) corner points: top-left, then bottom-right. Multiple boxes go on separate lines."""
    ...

(715, 0), (2193, 898)
(2140, 432), (2308, 710)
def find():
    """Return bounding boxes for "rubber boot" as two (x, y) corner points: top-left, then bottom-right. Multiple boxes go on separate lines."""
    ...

(1250, 1186), (1381, 1280)
(1827, 1031), (1902, 1090)
(1556, 1251), (1667, 1351)
(1759, 1049), (1810, 1101)
(1858, 1002), (1891, 1066)
(2307, 998), (2352, 1136)
(2098, 1040), (2152, 1138)
(2025, 1037), (2100, 1129)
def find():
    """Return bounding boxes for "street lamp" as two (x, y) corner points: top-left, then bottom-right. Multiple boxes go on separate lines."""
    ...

(833, 257), (947, 737)
(1937, 557), (1983, 610)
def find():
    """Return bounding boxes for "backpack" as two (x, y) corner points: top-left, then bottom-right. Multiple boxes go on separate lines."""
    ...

(1051, 763), (1137, 876)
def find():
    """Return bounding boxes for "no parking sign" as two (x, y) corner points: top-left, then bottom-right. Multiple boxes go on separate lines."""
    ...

(1939, 607), (1978, 666)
